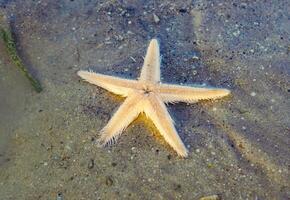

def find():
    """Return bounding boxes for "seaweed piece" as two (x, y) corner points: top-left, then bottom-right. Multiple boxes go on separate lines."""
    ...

(0, 27), (42, 92)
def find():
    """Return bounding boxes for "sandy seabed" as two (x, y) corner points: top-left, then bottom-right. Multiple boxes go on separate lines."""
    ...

(0, 1), (289, 199)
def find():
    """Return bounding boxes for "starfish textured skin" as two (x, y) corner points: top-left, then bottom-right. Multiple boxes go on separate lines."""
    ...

(78, 39), (230, 157)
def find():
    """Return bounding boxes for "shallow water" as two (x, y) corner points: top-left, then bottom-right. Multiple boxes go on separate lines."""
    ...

(0, 1), (289, 199)
(0, 49), (32, 166)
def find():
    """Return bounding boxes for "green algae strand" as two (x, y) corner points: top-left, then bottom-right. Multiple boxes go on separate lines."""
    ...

(0, 27), (42, 92)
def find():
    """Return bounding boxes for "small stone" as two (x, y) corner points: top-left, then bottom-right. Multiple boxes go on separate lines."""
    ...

(179, 8), (187, 13)
(207, 163), (214, 168)
(173, 183), (182, 191)
(250, 92), (256, 97)
(59, 161), (68, 168)
(56, 192), (63, 200)
(105, 176), (113, 186)
(88, 159), (94, 169)
(232, 30), (240, 37)
(130, 56), (136, 62)
(192, 55), (199, 60)
(192, 70), (198, 76)
(199, 194), (221, 200)
(153, 13), (160, 23)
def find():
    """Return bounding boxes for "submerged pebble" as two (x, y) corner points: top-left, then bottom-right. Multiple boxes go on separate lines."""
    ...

(105, 176), (113, 186)
(153, 13), (160, 23)
(56, 192), (63, 200)
(199, 194), (221, 200)
(87, 159), (94, 169)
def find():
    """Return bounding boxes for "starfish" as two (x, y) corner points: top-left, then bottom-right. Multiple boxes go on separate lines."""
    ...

(78, 39), (230, 157)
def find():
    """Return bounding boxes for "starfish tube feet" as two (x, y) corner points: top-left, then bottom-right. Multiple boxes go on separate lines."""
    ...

(96, 93), (143, 146)
(144, 94), (188, 157)
(140, 39), (161, 82)
(159, 84), (231, 103)
(77, 70), (139, 97)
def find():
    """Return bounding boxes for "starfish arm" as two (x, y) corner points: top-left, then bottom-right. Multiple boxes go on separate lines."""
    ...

(158, 84), (231, 103)
(139, 39), (161, 83)
(77, 70), (140, 97)
(97, 92), (143, 146)
(143, 94), (188, 157)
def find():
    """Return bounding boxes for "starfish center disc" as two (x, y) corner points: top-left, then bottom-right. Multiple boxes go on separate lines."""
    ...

(142, 83), (155, 95)
(143, 87), (152, 94)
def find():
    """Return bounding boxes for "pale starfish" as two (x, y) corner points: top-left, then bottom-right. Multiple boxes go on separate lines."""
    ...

(78, 39), (230, 157)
